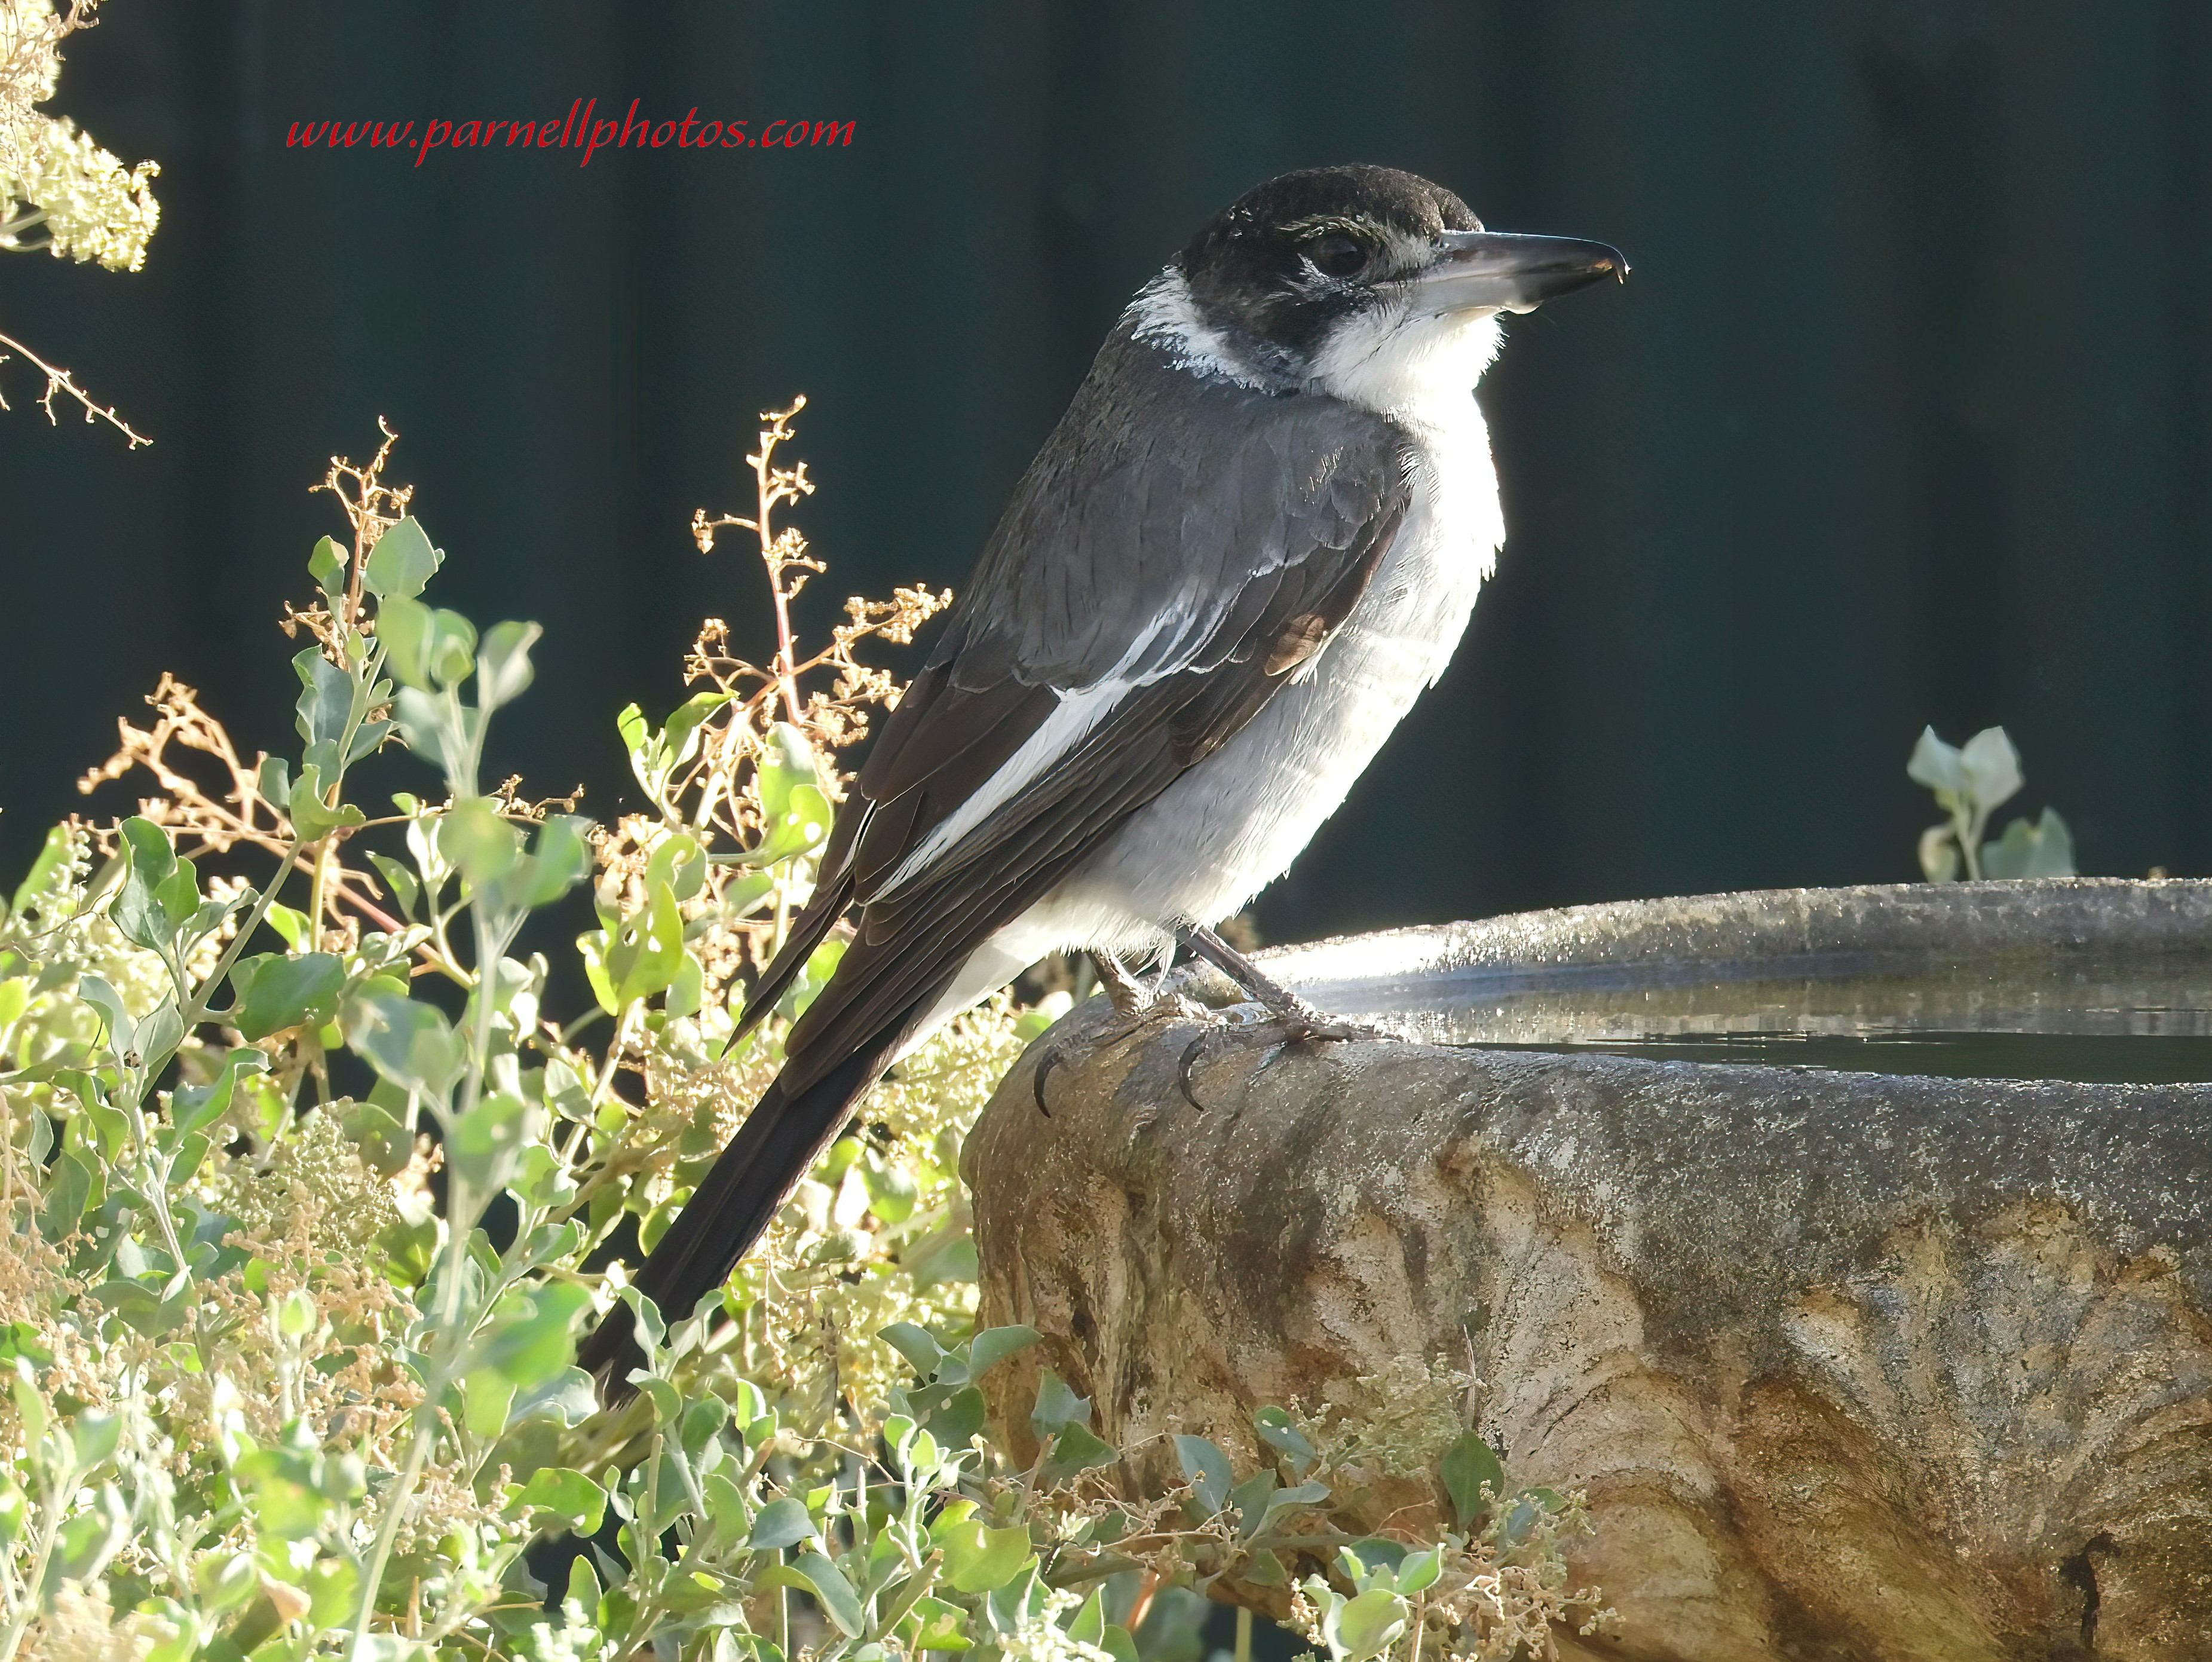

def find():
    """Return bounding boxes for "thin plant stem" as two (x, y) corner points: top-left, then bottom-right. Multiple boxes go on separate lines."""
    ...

(0, 1460), (72, 1662)
(351, 850), (517, 1648)
(754, 409), (808, 726)
(109, 831), (306, 1272)
(307, 831), (332, 945)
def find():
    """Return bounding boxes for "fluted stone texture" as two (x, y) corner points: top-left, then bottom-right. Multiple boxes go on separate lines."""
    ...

(963, 884), (2212, 1661)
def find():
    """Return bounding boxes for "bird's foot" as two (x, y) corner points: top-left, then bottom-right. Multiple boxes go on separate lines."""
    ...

(1159, 927), (1404, 1108)
(1086, 948), (1218, 1042)
(1245, 993), (1390, 1046)
(1171, 1001), (1397, 1108)
(1034, 991), (1218, 1108)
(1033, 940), (1392, 1115)
(1034, 953), (1213, 1115)
(1169, 923), (1391, 1036)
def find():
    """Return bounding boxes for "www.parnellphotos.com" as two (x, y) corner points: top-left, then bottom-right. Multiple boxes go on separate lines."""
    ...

(284, 99), (856, 166)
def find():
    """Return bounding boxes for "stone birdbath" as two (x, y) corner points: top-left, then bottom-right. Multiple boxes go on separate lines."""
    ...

(961, 880), (2212, 1661)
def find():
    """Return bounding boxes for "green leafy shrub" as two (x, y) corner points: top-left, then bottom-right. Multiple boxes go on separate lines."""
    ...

(1908, 724), (2076, 882)
(0, 410), (1601, 1661)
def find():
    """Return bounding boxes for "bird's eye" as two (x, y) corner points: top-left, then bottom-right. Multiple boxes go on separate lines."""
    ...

(1306, 232), (1369, 279)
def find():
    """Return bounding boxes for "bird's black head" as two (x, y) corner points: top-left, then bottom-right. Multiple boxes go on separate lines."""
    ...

(1165, 165), (1625, 395)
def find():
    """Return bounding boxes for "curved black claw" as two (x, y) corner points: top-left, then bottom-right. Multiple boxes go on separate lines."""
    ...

(1177, 1030), (1214, 1110)
(1032, 1045), (1065, 1117)
(1174, 1019), (1292, 1112)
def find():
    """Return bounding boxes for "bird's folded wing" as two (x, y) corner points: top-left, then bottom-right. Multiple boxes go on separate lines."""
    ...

(743, 365), (1413, 1077)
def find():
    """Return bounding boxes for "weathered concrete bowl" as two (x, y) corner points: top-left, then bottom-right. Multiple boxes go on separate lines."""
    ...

(963, 881), (2212, 1661)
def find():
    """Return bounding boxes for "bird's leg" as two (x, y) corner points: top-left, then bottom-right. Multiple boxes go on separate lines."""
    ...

(1090, 949), (1153, 1017)
(1086, 945), (1216, 1033)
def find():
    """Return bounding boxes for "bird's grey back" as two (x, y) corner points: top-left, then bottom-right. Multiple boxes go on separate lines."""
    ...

(938, 326), (1411, 694)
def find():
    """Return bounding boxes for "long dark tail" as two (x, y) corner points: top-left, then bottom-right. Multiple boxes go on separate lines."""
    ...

(577, 1024), (912, 1400)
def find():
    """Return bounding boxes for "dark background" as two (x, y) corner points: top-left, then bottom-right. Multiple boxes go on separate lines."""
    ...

(4, 1), (2208, 945)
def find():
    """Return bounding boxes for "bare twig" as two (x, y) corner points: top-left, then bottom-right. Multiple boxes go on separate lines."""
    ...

(693, 397), (823, 726)
(310, 415), (410, 644)
(0, 328), (146, 445)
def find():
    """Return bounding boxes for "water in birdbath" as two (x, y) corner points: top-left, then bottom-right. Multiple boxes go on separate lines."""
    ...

(1302, 945), (2212, 1084)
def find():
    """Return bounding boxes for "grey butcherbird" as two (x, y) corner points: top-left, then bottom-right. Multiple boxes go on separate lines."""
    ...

(581, 164), (1624, 1394)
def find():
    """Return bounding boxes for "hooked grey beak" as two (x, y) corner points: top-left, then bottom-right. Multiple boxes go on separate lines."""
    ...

(1404, 229), (1628, 317)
